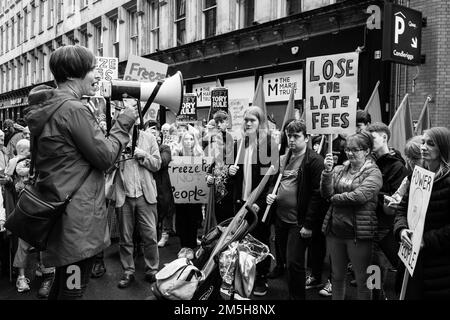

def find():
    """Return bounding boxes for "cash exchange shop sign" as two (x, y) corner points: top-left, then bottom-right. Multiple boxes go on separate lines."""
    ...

(168, 156), (212, 204)
(382, 2), (422, 66)
(305, 52), (358, 135)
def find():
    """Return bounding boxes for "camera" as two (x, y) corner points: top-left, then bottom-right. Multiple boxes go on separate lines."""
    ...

(123, 146), (132, 155)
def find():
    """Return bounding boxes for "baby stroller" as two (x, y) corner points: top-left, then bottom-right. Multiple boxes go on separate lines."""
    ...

(151, 166), (275, 301)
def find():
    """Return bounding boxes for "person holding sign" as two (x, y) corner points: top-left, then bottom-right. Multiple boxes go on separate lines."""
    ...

(228, 106), (279, 297)
(320, 131), (382, 300)
(265, 120), (326, 300)
(394, 127), (450, 299)
(173, 131), (204, 250)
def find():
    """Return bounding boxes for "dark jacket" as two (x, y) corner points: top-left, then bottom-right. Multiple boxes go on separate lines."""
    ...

(394, 171), (450, 299)
(231, 134), (279, 214)
(374, 149), (409, 231)
(321, 159), (383, 240)
(268, 148), (328, 230)
(25, 85), (134, 267)
(154, 144), (175, 217)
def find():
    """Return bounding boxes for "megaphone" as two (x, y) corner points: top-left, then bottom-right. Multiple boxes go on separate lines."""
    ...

(100, 71), (183, 115)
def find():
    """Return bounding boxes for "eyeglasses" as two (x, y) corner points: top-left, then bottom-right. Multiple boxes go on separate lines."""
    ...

(344, 148), (363, 154)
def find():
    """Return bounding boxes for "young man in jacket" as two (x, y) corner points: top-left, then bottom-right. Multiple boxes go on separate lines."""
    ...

(115, 122), (162, 289)
(266, 120), (326, 300)
(367, 122), (409, 299)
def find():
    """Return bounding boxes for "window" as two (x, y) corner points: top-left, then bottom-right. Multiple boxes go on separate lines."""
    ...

(94, 23), (103, 56)
(38, 48), (45, 83)
(243, 0), (254, 27)
(39, 0), (45, 32)
(31, 3), (36, 37)
(48, 0), (54, 27)
(174, 0), (186, 45)
(17, 58), (22, 88)
(69, 0), (76, 14)
(81, 0), (89, 9)
(24, 8), (28, 40)
(10, 18), (15, 49)
(0, 27), (3, 55)
(203, 0), (216, 38)
(150, 1), (159, 52)
(287, 0), (302, 15)
(5, 22), (9, 52)
(111, 18), (119, 58)
(129, 10), (138, 55)
(56, 0), (63, 22)
(11, 62), (15, 90)
(18, 13), (23, 45)
(78, 26), (88, 47)
(26, 54), (31, 85)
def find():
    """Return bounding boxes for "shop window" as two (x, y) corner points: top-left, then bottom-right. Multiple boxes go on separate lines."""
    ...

(174, 0), (186, 45)
(203, 0), (216, 38)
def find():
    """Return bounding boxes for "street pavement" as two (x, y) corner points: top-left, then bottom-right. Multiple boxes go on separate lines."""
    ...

(0, 233), (398, 300)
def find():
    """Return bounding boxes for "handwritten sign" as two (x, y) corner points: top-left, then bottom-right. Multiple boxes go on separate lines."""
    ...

(93, 56), (119, 97)
(192, 82), (216, 107)
(168, 156), (212, 204)
(124, 55), (168, 82)
(398, 166), (434, 276)
(229, 98), (248, 141)
(305, 52), (359, 135)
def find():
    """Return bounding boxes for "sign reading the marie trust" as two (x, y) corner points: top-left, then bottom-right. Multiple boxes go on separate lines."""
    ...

(305, 52), (358, 135)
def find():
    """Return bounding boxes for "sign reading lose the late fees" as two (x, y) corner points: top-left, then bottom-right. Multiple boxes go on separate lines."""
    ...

(305, 52), (358, 135)
(168, 157), (212, 204)
(398, 166), (434, 276)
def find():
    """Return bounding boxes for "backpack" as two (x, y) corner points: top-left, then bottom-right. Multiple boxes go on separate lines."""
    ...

(155, 258), (203, 300)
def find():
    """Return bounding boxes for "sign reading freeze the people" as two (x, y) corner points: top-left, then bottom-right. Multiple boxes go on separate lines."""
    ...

(168, 157), (212, 204)
(305, 52), (359, 135)
(398, 166), (435, 276)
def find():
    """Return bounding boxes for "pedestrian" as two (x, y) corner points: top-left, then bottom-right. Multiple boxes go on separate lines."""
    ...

(367, 122), (409, 299)
(356, 110), (372, 133)
(265, 120), (326, 299)
(173, 131), (204, 250)
(321, 131), (382, 300)
(114, 121), (161, 288)
(394, 127), (450, 299)
(228, 105), (279, 297)
(25, 45), (138, 299)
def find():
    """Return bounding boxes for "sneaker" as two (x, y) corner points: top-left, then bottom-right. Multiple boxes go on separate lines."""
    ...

(196, 238), (202, 246)
(305, 275), (322, 289)
(35, 263), (44, 277)
(16, 276), (30, 293)
(158, 233), (169, 248)
(319, 280), (332, 297)
(37, 274), (54, 299)
(253, 277), (268, 297)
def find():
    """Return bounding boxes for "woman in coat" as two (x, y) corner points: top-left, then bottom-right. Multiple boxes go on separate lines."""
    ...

(25, 45), (137, 299)
(394, 127), (450, 299)
(320, 131), (382, 300)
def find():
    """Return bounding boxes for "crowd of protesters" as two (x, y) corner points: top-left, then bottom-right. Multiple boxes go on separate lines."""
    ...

(0, 45), (449, 300)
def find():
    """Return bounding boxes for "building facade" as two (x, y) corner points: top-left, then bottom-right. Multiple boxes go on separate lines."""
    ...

(0, 0), (448, 128)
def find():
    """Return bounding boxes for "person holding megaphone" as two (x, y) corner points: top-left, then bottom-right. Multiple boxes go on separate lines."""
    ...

(24, 45), (138, 299)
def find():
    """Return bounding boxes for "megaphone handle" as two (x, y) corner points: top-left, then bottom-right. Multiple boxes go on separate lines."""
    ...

(137, 100), (144, 130)
(131, 126), (139, 155)
(105, 98), (112, 136)
(141, 81), (163, 117)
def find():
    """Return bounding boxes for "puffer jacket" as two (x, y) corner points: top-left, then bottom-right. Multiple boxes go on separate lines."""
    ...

(394, 170), (450, 299)
(25, 85), (135, 267)
(321, 159), (382, 240)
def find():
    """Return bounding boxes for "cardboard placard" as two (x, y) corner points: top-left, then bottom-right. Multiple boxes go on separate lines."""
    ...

(177, 93), (198, 123)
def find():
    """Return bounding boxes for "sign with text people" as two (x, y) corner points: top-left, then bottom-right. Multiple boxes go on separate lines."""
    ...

(398, 166), (434, 276)
(382, 2), (422, 66)
(168, 156), (212, 204)
(305, 52), (358, 135)
(124, 55), (169, 121)
(263, 70), (303, 102)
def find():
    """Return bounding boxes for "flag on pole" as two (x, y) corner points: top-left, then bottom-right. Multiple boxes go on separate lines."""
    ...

(414, 96), (432, 135)
(388, 94), (413, 158)
(253, 76), (268, 130)
(281, 89), (296, 130)
(216, 78), (222, 87)
(364, 81), (382, 124)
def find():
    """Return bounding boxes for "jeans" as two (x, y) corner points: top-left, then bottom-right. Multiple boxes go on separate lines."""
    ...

(118, 196), (159, 275)
(13, 238), (31, 269)
(175, 204), (202, 250)
(48, 256), (94, 300)
(327, 235), (373, 300)
(308, 228), (326, 281)
(275, 218), (310, 300)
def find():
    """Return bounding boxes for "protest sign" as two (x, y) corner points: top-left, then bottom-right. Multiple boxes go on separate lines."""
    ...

(228, 98), (248, 140)
(305, 52), (359, 135)
(177, 93), (198, 123)
(168, 156), (212, 204)
(263, 70), (303, 102)
(209, 88), (229, 119)
(193, 82), (216, 107)
(94, 56), (118, 97)
(398, 166), (435, 276)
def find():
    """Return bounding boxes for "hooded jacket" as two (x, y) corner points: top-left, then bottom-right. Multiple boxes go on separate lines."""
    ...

(25, 85), (135, 267)
(373, 148), (408, 231)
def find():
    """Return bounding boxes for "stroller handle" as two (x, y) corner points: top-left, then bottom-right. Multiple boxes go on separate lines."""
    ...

(243, 204), (259, 236)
